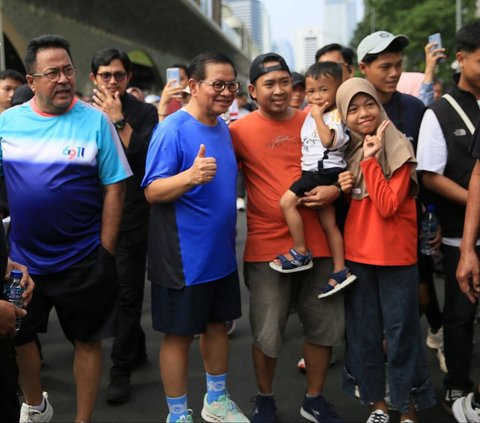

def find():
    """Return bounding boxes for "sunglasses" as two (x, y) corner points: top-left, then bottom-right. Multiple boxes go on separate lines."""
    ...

(97, 72), (127, 82)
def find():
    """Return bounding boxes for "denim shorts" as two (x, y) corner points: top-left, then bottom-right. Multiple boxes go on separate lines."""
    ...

(244, 258), (345, 358)
(342, 261), (436, 413)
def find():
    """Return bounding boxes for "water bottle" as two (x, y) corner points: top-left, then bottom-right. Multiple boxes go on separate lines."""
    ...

(420, 205), (438, 256)
(4, 269), (24, 331)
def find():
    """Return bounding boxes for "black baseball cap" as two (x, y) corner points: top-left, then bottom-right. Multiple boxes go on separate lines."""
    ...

(291, 72), (305, 88)
(250, 52), (291, 83)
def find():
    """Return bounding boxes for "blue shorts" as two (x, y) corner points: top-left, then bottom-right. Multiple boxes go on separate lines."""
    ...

(151, 271), (242, 335)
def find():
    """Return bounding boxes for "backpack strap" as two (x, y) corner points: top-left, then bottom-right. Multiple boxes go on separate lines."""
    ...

(442, 93), (475, 135)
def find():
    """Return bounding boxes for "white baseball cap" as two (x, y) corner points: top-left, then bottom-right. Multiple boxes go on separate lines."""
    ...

(357, 31), (409, 63)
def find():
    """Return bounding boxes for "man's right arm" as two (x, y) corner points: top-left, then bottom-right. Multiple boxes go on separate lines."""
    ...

(422, 172), (468, 205)
(144, 144), (216, 204)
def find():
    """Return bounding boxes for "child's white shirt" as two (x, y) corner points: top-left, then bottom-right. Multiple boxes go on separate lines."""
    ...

(300, 109), (349, 172)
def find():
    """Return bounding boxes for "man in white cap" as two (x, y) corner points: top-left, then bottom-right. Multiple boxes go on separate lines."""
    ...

(357, 30), (425, 146)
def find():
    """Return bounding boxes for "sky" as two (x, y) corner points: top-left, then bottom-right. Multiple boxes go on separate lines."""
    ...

(261, 0), (364, 47)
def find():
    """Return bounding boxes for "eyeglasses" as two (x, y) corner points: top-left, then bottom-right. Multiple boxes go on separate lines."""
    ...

(200, 80), (240, 93)
(31, 67), (76, 82)
(97, 72), (128, 82)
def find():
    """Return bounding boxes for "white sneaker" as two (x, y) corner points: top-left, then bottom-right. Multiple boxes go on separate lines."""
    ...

(426, 327), (443, 350)
(437, 346), (448, 373)
(20, 392), (53, 422)
(236, 198), (246, 211)
(452, 392), (480, 423)
(366, 409), (390, 423)
(201, 393), (249, 422)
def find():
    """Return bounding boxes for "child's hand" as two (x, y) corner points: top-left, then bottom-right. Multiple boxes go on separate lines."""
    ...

(338, 171), (354, 194)
(363, 120), (389, 159)
(310, 102), (330, 120)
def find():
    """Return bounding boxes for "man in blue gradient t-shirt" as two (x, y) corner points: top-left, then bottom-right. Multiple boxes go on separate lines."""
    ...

(0, 34), (131, 422)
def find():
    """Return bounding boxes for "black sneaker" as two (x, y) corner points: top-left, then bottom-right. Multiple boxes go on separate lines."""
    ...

(443, 389), (467, 415)
(300, 394), (345, 423)
(107, 373), (132, 404)
(251, 395), (277, 423)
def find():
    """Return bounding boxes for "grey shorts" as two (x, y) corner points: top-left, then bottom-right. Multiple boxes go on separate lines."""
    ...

(244, 258), (345, 358)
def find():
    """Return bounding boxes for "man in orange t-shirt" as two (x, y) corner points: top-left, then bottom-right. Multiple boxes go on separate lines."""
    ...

(230, 52), (346, 423)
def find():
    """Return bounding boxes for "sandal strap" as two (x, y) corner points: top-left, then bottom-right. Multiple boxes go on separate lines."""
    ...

(289, 248), (311, 262)
(329, 267), (350, 284)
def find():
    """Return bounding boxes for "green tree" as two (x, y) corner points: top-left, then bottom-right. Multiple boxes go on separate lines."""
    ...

(350, 0), (478, 82)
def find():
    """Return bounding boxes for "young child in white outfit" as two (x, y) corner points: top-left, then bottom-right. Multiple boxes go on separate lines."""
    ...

(270, 61), (356, 298)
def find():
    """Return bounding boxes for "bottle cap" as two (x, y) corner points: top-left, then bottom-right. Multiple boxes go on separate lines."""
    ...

(10, 269), (23, 279)
(426, 204), (436, 213)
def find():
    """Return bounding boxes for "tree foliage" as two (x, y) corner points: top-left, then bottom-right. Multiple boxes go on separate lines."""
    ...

(350, 0), (478, 82)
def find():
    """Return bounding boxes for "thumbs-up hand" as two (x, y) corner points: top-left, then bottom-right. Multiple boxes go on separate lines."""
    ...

(188, 144), (217, 185)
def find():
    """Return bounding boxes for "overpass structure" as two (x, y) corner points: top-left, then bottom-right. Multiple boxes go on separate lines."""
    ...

(1, 0), (251, 95)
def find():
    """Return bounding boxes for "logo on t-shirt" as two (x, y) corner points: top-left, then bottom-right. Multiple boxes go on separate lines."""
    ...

(269, 134), (300, 149)
(63, 146), (86, 160)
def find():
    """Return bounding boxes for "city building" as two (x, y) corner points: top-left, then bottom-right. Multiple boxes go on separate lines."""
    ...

(324, 0), (357, 46)
(294, 28), (324, 73)
(224, 0), (269, 52)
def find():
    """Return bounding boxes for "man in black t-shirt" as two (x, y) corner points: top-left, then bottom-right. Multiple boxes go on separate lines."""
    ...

(90, 48), (158, 404)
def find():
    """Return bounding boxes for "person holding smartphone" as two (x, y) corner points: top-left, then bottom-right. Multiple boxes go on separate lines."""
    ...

(157, 64), (189, 122)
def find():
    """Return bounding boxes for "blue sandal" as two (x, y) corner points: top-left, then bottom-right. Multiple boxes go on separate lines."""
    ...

(269, 248), (313, 273)
(318, 267), (357, 298)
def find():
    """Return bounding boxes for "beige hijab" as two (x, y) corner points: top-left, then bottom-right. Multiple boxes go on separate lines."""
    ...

(335, 78), (418, 200)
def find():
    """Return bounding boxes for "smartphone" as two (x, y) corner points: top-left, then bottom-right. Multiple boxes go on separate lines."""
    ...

(166, 67), (180, 87)
(428, 33), (444, 63)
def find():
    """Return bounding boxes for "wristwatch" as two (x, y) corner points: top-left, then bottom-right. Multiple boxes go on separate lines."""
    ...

(113, 118), (126, 130)
(333, 182), (342, 193)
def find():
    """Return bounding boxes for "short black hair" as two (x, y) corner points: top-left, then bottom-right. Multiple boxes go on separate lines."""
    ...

(361, 40), (406, 65)
(90, 48), (131, 75)
(24, 34), (72, 74)
(0, 69), (26, 84)
(305, 61), (343, 84)
(456, 20), (480, 53)
(188, 52), (236, 81)
(315, 43), (355, 65)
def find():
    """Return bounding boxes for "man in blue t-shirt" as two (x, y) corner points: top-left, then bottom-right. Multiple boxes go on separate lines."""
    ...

(0, 35), (131, 422)
(142, 52), (248, 423)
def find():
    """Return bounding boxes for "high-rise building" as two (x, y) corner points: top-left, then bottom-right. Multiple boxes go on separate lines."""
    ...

(324, 0), (357, 45)
(272, 39), (295, 70)
(225, 0), (268, 52)
(294, 28), (324, 73)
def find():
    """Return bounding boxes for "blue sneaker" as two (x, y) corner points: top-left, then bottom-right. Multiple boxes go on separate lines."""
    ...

(300, 394), (345, 423)
(251, 395), (277, 422)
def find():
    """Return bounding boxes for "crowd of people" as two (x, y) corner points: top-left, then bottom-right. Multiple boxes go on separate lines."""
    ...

(0, 18), (480, 423)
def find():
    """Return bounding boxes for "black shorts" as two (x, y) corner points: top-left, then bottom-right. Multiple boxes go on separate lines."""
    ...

(15, 245), (119, 345)
(418, 250), (434, 284)
(290, 168), (343, 197)
(151, 271), (242, 336)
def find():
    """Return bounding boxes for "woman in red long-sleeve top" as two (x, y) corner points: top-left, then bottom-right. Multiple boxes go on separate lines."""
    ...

(335, 78), (435, 423)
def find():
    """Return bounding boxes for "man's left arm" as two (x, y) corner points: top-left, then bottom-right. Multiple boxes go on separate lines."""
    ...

(101, 181), (126, 254)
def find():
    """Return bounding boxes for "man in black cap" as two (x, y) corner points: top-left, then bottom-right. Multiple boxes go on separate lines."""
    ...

(289, 72), (306, 109)
(230, 52), (345, 423)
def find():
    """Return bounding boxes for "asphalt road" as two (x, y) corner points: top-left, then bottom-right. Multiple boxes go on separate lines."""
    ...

(27, 211), (479, 422)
